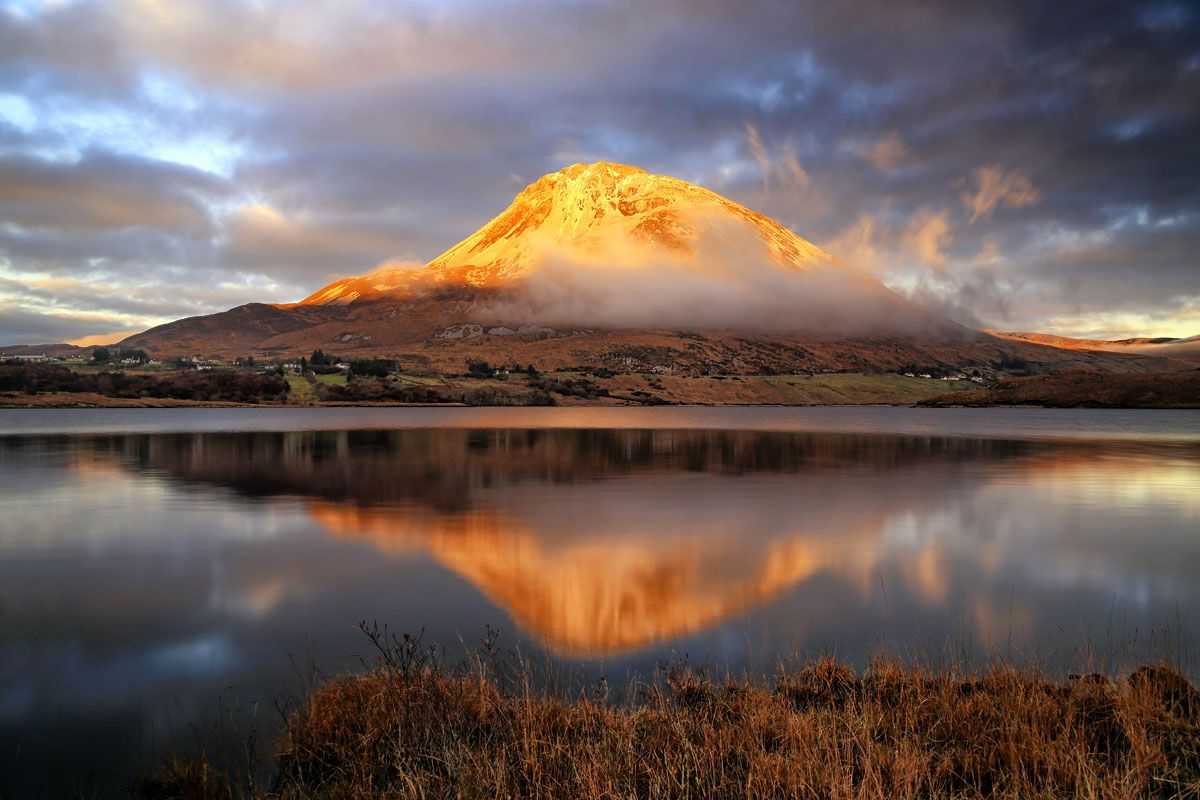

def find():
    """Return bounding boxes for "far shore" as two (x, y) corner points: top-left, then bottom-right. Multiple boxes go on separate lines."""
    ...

(4, 359), (1198, 409)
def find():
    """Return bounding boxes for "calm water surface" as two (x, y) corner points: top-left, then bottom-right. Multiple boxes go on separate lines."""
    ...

(1, 407), (1198, 795)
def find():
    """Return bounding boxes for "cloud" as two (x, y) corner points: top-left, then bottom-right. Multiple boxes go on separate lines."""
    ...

(961, 166), (1040, 222)
(866, 132), (909, 171)
(821, 214), (885, 273)
(843, 131), (910, 172)
(66, 329), (146, 346)
(480, 211), (933, 335)
(742, 123), (811, 195)
(222, 203), (421, 282)
(0, 304), (139, 345)
(903, 209), (953, 269)
(780, 142), (810, 187)
(0, 151), (220, 233)
(744, 122), (771, 191)
(0, 0), (1197, 342)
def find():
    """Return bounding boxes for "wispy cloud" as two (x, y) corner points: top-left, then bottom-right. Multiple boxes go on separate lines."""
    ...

(962, 166), (1040, 223)
(903, 209), (952, 269)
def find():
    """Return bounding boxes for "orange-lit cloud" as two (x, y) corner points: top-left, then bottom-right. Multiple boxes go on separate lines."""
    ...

(962, 166), (1040, 222)
(66, 330), (144, 346)
(842, 132), (910, 172)
(903, 209), (953, 269)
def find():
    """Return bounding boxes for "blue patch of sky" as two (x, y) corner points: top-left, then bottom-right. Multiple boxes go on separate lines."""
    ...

(0, 93), (36, 131)
(792, 51), (827, 98)
(1139, 3), (1192, 32)
(1110, 116), (1154, 141)
(1, 68), (246, 175)
(58, 99), (241, 174)
(674, 136), (749, 188)
(724, 78), (793, 112)
(723, 51), (828, 112)
(1106, 205), (1151, 230)
(571, 126), (647, 165)
(139, 72), (203, 115)
(0, 0), (62, 18)
(839, 80), (906, 115)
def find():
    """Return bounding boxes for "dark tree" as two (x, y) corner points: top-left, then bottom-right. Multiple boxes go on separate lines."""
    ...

(349, 359), (394, 378)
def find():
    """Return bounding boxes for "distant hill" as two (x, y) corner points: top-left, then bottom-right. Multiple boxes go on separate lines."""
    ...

(0, 343), (91, 358)
(991, 331), (1200, 365)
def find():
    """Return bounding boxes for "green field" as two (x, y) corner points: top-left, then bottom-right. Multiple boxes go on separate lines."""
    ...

(285, 374), (317, 403)
(762, 372), (975, 404)
(602, 371), (976, 405)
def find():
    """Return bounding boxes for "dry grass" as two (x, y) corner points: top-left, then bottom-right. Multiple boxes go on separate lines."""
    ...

(142, 656), (1200, 799)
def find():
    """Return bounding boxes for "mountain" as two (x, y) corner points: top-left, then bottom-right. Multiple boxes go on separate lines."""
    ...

(114, 162), (1176, 380)
(300, 161), (836, 305)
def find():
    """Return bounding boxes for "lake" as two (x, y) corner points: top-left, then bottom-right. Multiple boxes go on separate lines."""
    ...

(1, 407), (1198, 796)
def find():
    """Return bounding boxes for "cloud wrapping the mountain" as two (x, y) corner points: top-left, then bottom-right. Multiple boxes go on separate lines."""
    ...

(482, 218), (936, 335)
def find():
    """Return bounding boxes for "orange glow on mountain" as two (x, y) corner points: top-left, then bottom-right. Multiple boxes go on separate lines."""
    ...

(299, 161), (837, 306)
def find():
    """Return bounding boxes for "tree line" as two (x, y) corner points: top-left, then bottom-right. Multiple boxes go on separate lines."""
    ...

(0, 363), (290, 403)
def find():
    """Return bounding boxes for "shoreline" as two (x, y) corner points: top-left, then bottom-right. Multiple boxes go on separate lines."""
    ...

(4, 393), (1198, 410)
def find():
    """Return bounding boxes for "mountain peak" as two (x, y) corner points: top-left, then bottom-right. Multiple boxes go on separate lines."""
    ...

(545, 160), (649, 179)
(419, 161), (833, 289)
(301, 162), (836, 304)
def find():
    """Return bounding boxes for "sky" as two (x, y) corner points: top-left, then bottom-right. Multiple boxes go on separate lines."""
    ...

(0, 0), (1197, 345)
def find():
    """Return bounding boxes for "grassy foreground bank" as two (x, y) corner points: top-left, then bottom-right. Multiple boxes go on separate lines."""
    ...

(141, 658), (1199, 799)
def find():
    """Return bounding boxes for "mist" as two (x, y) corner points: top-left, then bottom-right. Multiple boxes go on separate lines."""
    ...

(478, 216), (952, 336)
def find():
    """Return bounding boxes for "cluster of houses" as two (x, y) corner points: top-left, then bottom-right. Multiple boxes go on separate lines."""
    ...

(4, 353), (53, 363)
(2, 352), (160, 366)
(616, 355), (675, 374)
(901, 370), (987, 384)
(280, 360), (351, 373)
(2, 351), (364, 377)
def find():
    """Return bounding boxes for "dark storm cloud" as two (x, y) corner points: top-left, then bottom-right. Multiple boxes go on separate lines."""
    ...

(0, 304), (133, 345)
(0, 150), (221, 233)
(0, 0), (1197, 341)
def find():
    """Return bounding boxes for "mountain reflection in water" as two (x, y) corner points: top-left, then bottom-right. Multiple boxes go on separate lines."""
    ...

(55, 428), (1200, 657)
